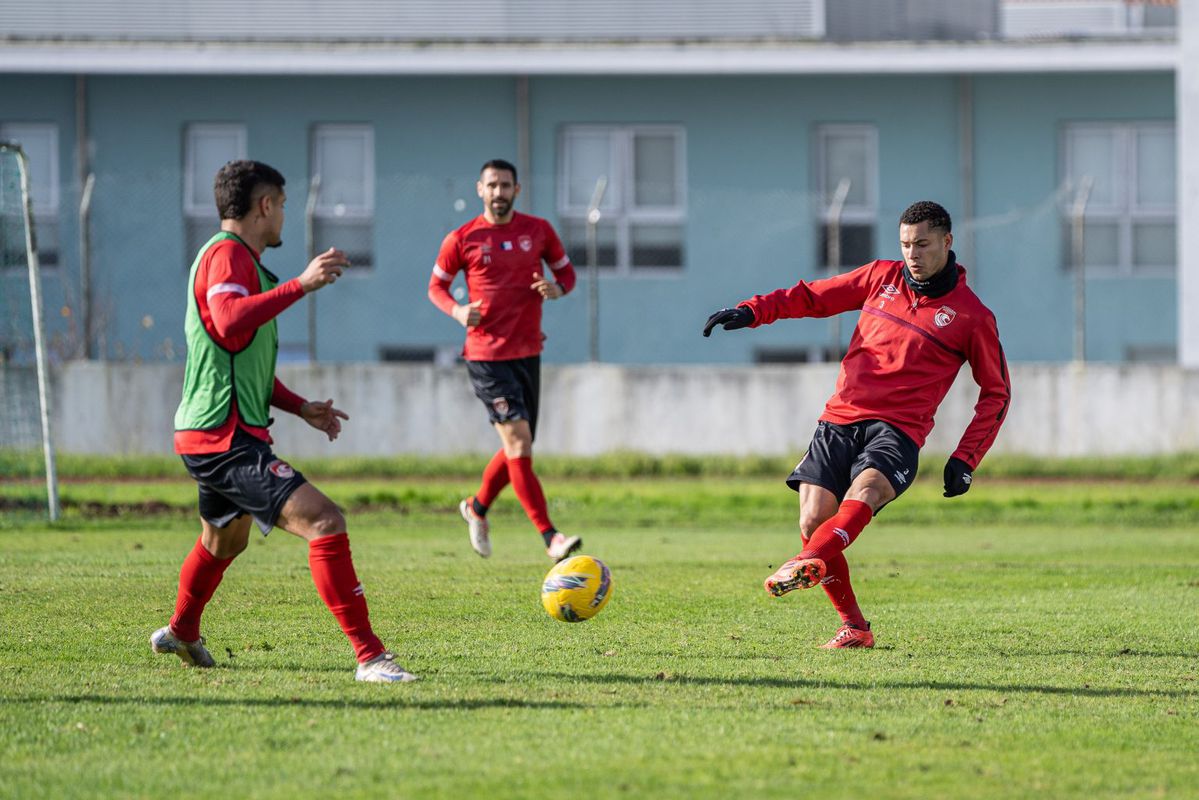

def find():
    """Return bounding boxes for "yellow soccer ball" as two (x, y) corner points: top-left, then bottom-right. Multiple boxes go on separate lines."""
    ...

(541, 555), (613, 622)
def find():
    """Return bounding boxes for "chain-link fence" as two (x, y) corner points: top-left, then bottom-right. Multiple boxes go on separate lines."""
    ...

(0, 154), (1177, 369)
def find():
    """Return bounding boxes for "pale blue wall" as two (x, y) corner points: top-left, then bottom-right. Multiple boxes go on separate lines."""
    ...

(0, 75), (79, 361)
(972, 72), (1175, 362)
(86, 75), (515, 363)
(2, 70), (1178, 365)
(529, 75), (963, 364)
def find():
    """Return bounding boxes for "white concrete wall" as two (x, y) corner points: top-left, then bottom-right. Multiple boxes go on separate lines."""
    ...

(26, 361), (1199, 458)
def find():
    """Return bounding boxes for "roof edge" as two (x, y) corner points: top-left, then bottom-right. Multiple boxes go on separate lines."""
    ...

(0, 39), (1177, 76)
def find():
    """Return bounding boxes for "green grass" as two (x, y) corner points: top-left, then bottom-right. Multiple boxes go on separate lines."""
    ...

(1, 477), (1197, 798)
(10, 449), (1199, 480)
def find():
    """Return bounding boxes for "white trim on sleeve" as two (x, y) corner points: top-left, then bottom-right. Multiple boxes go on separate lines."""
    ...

(549, 256), (571, 272)
(206, 282), (250, 301)
(433, 263), (453, 281)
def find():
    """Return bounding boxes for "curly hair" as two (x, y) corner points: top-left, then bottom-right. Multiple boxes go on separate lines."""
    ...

(214, 160), (286, 220)
(899, 201), (952, 233)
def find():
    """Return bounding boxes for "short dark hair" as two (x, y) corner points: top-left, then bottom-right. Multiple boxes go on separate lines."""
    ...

(899, 201), (952, 233)
(480, 159), (518, 184)
(214, 160), (286, 220)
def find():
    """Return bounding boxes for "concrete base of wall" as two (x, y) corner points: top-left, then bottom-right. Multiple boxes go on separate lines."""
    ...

(15, 361), (1199, 458)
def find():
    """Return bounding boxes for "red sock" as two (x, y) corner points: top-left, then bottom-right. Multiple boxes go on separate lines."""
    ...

(169, 536), (235, 642)
(819, 551), (868, 629)
(801, 500), (873, 562)
(507, 456), (554, 534)
(475, 448), (510, 509)
(307, 533), (385, 664)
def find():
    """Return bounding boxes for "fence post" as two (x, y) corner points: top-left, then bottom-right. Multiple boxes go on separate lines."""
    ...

(586, 175), (608, 363)
(1070, 176), (1093, 364)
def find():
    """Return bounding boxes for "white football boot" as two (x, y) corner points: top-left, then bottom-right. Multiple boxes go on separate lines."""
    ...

(459, 499), (492, 558)
(546, 533), (582, 563)
(355, 652), (419, 683)
(150, 625), (216, 668)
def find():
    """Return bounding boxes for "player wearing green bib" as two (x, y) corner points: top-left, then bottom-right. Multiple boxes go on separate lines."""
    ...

(151, 160), (416, 683)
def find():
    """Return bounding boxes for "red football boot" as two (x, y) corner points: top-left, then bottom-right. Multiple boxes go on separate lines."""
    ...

(819, 623), (875, 649)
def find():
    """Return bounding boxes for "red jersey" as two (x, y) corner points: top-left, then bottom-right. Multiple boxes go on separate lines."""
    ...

(428, 211), (576, 361)
(741, 259), (1010, 469)
(174, 237), (307, 455)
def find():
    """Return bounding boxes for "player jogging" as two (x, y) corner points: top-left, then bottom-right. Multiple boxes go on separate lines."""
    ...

(428, 159), (580, 562)
(151, 160), (416, 682)
(704, 201), (1010, 649)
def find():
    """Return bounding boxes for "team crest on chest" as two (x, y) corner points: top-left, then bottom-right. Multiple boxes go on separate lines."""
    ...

(934, 306), (957, 328)
(518, 235), (533, 252)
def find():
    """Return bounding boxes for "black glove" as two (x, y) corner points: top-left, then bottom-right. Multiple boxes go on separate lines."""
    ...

(703, 306), (755, 337)
(943, 457), (973, 497)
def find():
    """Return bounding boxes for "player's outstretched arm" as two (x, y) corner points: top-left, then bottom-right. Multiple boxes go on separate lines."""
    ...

(702, 306), (755, 337)
(300, 398), (350, 442)
(298, 248), (349, 293)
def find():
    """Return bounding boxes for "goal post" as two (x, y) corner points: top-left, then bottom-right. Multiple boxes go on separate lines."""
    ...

(0, 141), (60, 522)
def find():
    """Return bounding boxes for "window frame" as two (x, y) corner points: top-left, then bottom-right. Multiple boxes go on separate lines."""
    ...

(557, 123), (687, 275)
(311, 123), (376, 219)
(0, 122), (61, 270)
(310, 123), (376, 272)
(183, 123), (247, 217)
(1061, 120), (1176, 277)
(813, 123), (879, 270)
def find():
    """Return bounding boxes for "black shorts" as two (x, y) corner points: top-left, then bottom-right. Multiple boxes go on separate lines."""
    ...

(180, 429), (307, 534)
(786, 419), (920, 505)
(465, 355), (541, 438)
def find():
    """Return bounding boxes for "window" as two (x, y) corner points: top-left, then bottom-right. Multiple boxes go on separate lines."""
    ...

(311, 124), (374, 270)
(0, 123), (59, 269)
(558, 125), (686, 273)
(1062, 122), (1175, 274)
(814, 124), (878, 270)
(183, 123), (246, 261)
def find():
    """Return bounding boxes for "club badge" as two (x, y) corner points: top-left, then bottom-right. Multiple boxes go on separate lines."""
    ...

(934, 306), (957, 328)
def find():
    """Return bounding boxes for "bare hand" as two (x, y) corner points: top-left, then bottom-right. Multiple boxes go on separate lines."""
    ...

(300, 398), (349, 441)
(531, 272), (563, 300)
(453, 299), (483, 328)
(298, 248), (350, 293)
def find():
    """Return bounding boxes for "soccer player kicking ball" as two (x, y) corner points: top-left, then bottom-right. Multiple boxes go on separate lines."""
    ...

(151, 160), (416, 682)
(428, 159), (580, 562)
(704, 201), (1010, 649)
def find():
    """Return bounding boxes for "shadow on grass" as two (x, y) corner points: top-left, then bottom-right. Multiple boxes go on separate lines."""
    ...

(3, 694), (598, 711)
(492, 671), (1197, 700)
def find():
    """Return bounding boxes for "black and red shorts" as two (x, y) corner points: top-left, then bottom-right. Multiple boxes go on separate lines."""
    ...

(465, 355), (541, 438)
(180, 428), (307, 534)
(786, 419), (920, 505)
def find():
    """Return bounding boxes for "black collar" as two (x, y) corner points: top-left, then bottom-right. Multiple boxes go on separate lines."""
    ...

(902, 251), (959, 299)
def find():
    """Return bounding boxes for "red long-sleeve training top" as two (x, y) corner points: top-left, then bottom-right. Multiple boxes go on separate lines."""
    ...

(740, 259), (1010, 469)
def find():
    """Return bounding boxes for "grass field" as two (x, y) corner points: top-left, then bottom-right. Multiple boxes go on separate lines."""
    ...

(1, 472), (1197, 798)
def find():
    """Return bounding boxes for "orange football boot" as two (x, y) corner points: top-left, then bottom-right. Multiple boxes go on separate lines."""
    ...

(763, 556), (826, 597)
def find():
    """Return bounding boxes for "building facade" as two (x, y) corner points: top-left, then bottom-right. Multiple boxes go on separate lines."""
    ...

(0, 0), (1183, 366)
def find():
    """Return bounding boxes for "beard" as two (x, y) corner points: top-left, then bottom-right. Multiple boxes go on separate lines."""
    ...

(490, 199), (511, 217)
